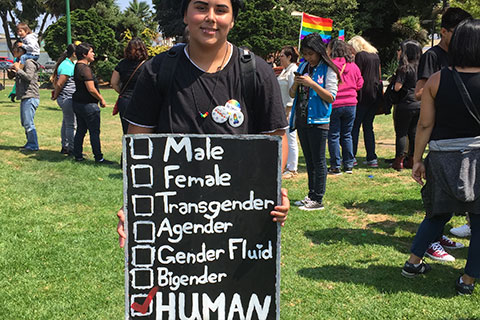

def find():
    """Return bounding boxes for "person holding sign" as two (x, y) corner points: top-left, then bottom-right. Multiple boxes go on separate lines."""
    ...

(117, 0), (290, 247)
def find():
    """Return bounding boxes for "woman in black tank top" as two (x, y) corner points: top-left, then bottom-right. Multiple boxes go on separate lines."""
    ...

(402, 19), (480, 295)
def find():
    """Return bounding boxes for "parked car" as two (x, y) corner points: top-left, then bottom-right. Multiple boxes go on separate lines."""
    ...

(43, 61), (56, 69)
(0, 56), (14, 64)
(0, 61), (13, 70)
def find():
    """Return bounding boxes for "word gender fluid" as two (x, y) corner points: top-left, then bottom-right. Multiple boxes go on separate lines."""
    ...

(124, 135), (281, 320)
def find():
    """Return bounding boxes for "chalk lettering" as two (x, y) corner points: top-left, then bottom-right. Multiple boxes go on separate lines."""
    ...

(158, 243), (225, 264)
(155, 292), (271, 320)
(157, 265), (227, 291)
(228, 239), (273, 260)
(164, 164), (231, 189)
(163, 137), (224, 163)
(157, 218), (233, 243)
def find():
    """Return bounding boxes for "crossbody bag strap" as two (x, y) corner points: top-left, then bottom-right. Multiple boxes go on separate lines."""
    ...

(119, 59), (146, 96)
(451, 67), (480, 126)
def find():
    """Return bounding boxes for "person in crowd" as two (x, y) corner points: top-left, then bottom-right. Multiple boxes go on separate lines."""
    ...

(16, 23), (40, 66)
(72, 42), (112, 164)
(289, 33), (340, 210)
(348, 35), (382, 168)
(110, 38), (149, 135)
(277, 45), (299, 179)
(414, 7), (472, 100)
(414, 7), (471, 261)
(401, 19), (480, 296)
(327, 38), (363, 175)
(116, 0), (290, 247)
(391, 40), (422, 170)
(7, 41), (40, 151)
(51, 43), (77, 155)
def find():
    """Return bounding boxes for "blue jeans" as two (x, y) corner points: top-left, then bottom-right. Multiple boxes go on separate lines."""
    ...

(20, 53), (39, 65)
(410, 213), (480, 278)
(328, 106), (356, 168)
(73, 102), (103, 161)
(297, 127), (328, 203)
(352, 102), (377, 161)
(20, 98), (39, 150)
(57, 97), (76, 151)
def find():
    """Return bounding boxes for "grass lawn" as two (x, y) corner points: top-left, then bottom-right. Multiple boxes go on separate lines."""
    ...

(0, 87), (478, 319)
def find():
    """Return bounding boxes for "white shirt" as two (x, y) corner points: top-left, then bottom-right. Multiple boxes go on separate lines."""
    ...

(277, 63), (297, 108)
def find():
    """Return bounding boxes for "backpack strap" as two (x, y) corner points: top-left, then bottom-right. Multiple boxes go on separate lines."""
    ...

(157, 44), (185, 98)
(238, 47), (257, 110)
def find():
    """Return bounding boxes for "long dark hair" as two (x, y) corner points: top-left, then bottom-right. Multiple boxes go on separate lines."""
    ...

(300, 33), (340, 80)
(328, 39), (354, 62)
(397, 40), (422, 73)
(51, 43), (76, 83)
(449, 18), (480, 68)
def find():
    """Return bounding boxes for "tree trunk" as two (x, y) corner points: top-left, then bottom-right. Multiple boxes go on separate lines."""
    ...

(0, 13), (14, 54)
(38, 12), (51, 42)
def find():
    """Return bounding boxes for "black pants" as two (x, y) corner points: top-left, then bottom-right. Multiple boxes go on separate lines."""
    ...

(117, 95), (131, 135)
(394, 107), (419, 158)
(73, 101), (103, 161)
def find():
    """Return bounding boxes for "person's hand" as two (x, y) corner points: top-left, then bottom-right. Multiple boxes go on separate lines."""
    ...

(17, 42), (23, 47)
(412, 161), (426, 186)
(117, 207), (127, 248)
(270, 188), (289, 226)
(12, 62), (20, 71)
(295, 75), (316, 88)
(100, 98), (107, 108)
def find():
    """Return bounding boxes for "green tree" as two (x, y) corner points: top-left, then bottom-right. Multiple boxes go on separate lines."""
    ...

(153, 0), (184, 38)
(43, 8), (116, 61)
(229, 0), (299, 57)
(449, 0), (480, 18)
(126, 0), (152, 22)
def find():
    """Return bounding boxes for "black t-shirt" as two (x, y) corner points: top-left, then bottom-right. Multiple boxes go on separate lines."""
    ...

(124, 45), (287, 134)
(431, 69), (480, 140)
(72, 63), (100, 104)
(396, 66), (420, 110)
(355, 51), (381, 105)
(114, 59), (145, 97)
(417, 45), (449, 81)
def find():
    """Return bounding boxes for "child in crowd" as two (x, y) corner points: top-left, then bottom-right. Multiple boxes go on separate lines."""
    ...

(16, 23), (40, 66)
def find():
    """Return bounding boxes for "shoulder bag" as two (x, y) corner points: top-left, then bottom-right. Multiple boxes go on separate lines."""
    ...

(112, 60), (146, 116)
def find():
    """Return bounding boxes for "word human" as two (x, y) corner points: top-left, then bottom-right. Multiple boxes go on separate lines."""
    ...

(154, 190), (275, 219)
(155, 292), (271, 320)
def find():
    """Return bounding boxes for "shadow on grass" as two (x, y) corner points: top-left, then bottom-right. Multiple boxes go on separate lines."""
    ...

(108, 172), (123, 179)
(298, 263), (459, 297)
(344, 199), (424, 216)
(367, 220), (420, 235)
(305, 228), (412, 254)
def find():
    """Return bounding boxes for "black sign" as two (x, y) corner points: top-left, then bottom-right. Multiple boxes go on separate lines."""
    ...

(123, 134), (281, 320)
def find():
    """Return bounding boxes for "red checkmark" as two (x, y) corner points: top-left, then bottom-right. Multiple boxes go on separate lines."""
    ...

(131, 286), (159, 314)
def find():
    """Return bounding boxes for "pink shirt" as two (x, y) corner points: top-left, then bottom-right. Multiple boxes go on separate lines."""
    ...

(332, 57), (364, 108)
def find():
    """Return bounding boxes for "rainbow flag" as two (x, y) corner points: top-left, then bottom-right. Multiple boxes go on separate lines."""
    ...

(338, 29), (345, 41)
(300, 13), (333, 43)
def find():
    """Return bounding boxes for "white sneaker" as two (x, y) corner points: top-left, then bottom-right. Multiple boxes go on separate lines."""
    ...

(299, 200), (325, 211)
(450, 224), (471, 238)
(294, 196), (310, 207)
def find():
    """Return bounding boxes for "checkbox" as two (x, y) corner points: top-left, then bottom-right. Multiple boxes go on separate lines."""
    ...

(130, 268), (153, 290)
(132, 195), (154, 217)
(130, 294), (154, 317)
(131, 165), (153, 188)
(134, 221), (155, 243)
(128, 137), (153, 160)
(132, 246), (155, 267)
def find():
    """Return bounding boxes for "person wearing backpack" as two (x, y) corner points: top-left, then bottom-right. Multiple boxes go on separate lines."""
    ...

(116, 0), (290, 246)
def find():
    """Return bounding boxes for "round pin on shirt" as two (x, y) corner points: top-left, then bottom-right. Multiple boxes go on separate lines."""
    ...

(228, 110), (244, 127)
(212, 106), (229, 124)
